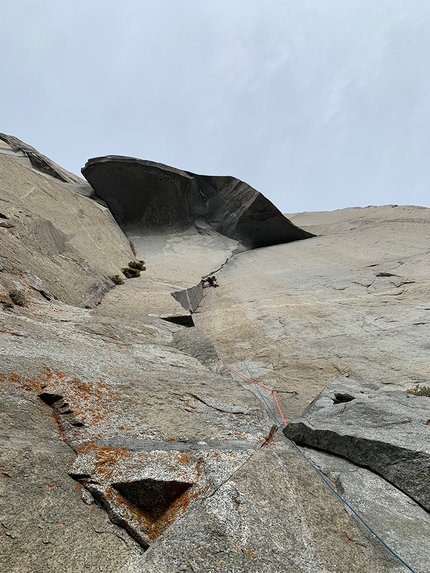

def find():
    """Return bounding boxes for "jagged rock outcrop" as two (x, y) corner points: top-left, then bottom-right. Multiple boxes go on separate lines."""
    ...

(283, 379), (430, 510)
(82, 156), (313, 249)
(1, 136), (429, 573)
(0, 132), (85, 186)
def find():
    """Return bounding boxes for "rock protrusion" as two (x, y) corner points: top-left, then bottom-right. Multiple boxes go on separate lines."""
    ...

(0, 132), (84, 185)
(283, 379), (430, 511)
(172, 281), (204, 313)
(81, 156), (314, 249)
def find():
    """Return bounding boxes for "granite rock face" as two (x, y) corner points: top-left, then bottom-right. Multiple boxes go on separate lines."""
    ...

(300, 448), (430, 573)
(0, 132), (85, 186)
(1, 136), (429, 573)
(283, 379), (430, 510)
(0, 142), (133, 308)
(142, 437), (398, 573)
(82, 156), (313, 248)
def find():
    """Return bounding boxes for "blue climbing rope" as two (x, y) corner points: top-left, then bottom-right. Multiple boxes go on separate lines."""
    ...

(207, 285), (420, 573)
(289, 440), (419, 573)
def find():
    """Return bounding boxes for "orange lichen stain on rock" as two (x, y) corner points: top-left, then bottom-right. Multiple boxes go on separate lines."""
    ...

(340, 533), (354, 544)
(146, 486), (198, 541)
(2, 368), (54, 394)
(90, 443), (129, 480)
(2, 368), (133, 444)
(194, 457), (204, 477)
(235, 431), (246, 438)
(46, 483), (53, 488)
(92, 446), (128, 480)
(63, 379), (110, 429)
(94, 446), (128, 464)
(177, 454), (189, 464)
(75, 440), (97, 455)
(247, 548), (256, 560)
(7, 372), (22, 383)
(59, 373), (118, 434)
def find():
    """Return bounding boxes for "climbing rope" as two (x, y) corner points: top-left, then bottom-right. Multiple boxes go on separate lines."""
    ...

(289, 441), (419, 573)
(198, 286), (283, 425)
(196, 285), (420, 573)
(222, 363), (287, 426)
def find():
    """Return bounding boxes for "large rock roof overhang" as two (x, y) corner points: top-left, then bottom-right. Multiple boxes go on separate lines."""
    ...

(82, 155), (314, 249)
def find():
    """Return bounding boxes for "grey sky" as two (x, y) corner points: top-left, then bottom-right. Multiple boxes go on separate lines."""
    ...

(2, 0), (429, 213)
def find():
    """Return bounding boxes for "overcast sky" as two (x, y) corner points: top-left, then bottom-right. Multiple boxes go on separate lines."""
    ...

(2, 0), (429, 213)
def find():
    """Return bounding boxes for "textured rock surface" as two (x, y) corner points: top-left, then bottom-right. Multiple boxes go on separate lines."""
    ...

(142, 437), (397, 573)
(203, 206), (430, 420)
(0, 379), (142, 573)
(283, 380), (430, 510)
(300, 448), (430, 573)
(0, 151), (133, 307)
(194, 205), (430, 572)
(81, 156), (313, 248)
(0, 132), (86, 186)
(1, 138), (429, 573)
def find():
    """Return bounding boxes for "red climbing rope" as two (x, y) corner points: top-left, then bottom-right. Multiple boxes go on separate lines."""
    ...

(222, 364), (287, 427)
(272, 389), (287, 427)
(198, 287), (287, 426)
(195, 280), (418, 573)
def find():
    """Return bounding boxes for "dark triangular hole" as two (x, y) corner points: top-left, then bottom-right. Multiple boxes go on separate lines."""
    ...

(161, 315), (194, 327)
(39, 392), (63, 406)
(333, 392), (355, 404)
(112, 479), (192, 520)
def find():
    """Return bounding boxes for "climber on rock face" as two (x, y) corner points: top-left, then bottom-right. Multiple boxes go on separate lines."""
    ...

(202, 275), (219, 288)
